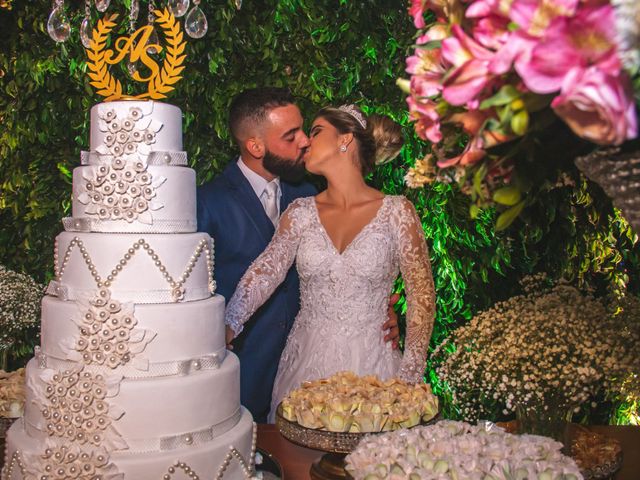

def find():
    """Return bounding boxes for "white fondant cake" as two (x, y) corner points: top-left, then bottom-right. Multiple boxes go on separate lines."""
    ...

(70, 165), (197, 233)
(49, 231), (214, 303)
(2, 101), (256, 480)
(67, 101), (196, 234)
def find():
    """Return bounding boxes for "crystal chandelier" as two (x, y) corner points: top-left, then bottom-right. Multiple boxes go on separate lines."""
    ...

(46, 0), (222, 43)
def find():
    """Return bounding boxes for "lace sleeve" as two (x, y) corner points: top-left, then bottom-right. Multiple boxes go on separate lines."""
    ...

(393, 197), (436, 383)
(225, 200), (306, 338)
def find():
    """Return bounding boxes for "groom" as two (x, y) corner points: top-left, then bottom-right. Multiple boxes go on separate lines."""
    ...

(197, 88), (399, 423)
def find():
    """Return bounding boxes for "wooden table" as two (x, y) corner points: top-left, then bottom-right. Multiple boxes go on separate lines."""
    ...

(257, 424), (640, 480)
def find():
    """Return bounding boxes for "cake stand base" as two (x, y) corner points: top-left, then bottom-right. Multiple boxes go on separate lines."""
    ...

(310, 453), (350, 480)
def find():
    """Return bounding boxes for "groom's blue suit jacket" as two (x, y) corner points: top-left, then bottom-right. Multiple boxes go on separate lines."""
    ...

(197, 161), (316, 422)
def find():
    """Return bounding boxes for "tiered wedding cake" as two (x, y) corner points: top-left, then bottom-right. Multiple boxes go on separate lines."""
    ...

(2, 101), (256, 480)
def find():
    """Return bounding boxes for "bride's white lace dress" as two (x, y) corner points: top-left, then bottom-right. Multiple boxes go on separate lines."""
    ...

(225, 195), (436, 421)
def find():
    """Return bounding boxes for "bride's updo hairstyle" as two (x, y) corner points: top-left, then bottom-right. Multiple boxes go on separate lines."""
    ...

(315, 105), (403, 175)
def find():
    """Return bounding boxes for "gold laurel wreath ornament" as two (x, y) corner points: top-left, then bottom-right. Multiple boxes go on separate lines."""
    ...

(86, 8), (186, 101)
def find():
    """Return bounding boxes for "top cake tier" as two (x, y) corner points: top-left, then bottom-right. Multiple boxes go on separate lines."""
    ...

(65, 101), (196, 233)
(90, 101), (182, 153)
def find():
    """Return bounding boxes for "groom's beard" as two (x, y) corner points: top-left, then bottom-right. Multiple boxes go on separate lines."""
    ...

(263, 149), (306, 183)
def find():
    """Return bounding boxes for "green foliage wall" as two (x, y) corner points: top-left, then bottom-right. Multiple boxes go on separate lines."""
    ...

(1, 0), (638, 418)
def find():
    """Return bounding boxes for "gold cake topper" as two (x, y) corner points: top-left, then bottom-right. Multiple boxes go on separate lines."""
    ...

(86, 8), (186, 101)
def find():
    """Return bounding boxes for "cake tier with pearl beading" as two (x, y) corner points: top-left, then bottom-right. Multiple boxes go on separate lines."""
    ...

(67, 101), (196, 234)
(1, 101), (256, 480)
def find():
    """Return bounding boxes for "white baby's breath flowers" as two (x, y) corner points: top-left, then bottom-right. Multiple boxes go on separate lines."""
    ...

(431, 275), (640, 421)
(345, 420), (583, 480)
(0, 265), (42, 350)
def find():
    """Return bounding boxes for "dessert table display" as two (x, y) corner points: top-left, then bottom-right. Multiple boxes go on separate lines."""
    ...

(258, 423), (640, 480)
(345, 420), (582, 480)
(275, 372), (439, 479)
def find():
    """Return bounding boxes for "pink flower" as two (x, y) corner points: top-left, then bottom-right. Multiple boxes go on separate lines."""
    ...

(514, 5), (619, 93)
(409, 0), (427, 28)
(416, 23), (449, 45)
(407, 28), (450, 99)
(472, 15), (511, 50)
(437, 114), (513, 168)
(407, 96), (443, 143)
(410, 73), (443, 99)
(450, 110), (491, 135)
(442, 25), (496, 106)
(437, 135), (486, 167)
(465, 0), (501, 19)
(509, 0), (578, 36)
(551, 66), (638, 145)
(489, 30), (537, 75)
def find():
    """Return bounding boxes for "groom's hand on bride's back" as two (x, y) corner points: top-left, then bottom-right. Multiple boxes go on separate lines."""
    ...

(383, 293), (401, 350)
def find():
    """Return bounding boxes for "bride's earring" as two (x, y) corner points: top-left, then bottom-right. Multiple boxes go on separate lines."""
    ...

(339, 145), (347, 153)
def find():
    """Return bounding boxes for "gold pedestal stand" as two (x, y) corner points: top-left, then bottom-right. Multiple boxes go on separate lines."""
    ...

(310, 453), (350, 480)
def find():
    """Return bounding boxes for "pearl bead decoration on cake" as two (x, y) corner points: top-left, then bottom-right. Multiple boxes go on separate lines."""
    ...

(53, 237), (215, 302)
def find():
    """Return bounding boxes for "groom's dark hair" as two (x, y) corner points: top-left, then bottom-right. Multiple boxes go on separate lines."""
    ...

(228, 87), (296, 143)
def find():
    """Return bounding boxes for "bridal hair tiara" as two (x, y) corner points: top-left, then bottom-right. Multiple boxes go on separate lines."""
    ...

(338, 104), (367, 129)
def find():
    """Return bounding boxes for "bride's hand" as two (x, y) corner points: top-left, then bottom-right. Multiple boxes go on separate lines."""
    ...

(225, 326), (235, 350)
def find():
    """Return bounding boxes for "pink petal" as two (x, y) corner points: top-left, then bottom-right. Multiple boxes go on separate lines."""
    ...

(472, 15), (510, 50)
(409, 0), (426, 29)
(489, 32), (534, 75)
(466, 0), (495, 18)
(442, 37), (472, 68)
(442, 60), (491, 106)
(515, 37), (582, 93)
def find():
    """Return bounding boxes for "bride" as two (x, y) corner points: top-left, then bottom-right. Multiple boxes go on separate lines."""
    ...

(225, 105), (436, 421)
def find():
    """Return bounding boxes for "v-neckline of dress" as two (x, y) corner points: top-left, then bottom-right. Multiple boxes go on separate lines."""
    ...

(311, 196), (388, 256)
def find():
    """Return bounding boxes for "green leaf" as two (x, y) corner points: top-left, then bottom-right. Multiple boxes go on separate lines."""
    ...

(510, 109), (529, 136)
(479, 85), (521, 109)
(416, 40), (442, 51)
(473, 164), (488, 198)
(493, 186), (522, 206)
(496, 201), (525, 231)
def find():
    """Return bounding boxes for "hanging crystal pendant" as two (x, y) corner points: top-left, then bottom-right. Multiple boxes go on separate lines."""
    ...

(146, 27), (161, 54)
(130, 0), (139, 24)
(94, 0), (109, 12)
(129, 0), (139, 33)
(47, 5), (71, 43)
(185, 0), (207, 38)
(80, 16), (93, 48)
(80, 0), (93, 48)
(127, 61), (138, 77)
(146, 1), (160, 54)
(168, 0), (190, 18)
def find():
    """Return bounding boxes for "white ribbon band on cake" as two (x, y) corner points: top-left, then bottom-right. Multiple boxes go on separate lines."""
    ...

(24, 408), (243, 454)
(62, 216), (197, 233)
(47, 281), (213, 304)
(80, 150), (189, 166)
(38, 349), (227, 379)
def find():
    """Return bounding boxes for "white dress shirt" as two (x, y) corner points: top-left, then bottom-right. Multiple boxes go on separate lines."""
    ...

(237, 157), (281, 221)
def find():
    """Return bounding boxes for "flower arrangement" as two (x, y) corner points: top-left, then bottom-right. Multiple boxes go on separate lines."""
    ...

(0, 368), (25, 418)
(431, 275), (640, 422)
(280, 371), (439, 432)
(0, 265), (42, 363)
(402, 0), (639, 228)
(345, 420), (583, 479)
